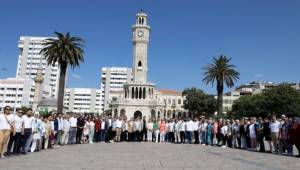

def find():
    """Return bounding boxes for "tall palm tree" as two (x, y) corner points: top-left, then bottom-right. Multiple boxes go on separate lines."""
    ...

(202, 55), (240, 114)
(40, 32), (85, 113)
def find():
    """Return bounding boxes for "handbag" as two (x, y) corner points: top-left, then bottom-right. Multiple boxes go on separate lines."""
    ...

(5, 115), (16, 135)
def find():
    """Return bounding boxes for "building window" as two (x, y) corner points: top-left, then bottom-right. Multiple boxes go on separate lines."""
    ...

(178, 99), (181, 105)
(132, 87), (134, 99)
(143, 87), (146, 99)
(139, 87), (142, 99)
(138, 61), (142, 67)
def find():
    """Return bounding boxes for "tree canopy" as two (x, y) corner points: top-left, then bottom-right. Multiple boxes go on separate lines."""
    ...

(182, 87), (217, 117)
(232, 84), (300, 118)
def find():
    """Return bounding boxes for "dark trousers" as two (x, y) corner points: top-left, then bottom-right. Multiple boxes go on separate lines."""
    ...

(180, 131), (185, 143)
(194, 131), (199, 144)
(169, 132), (175, 143)
(13, 132), (22, 154)
(246, 136), (251, 148)
(217, 133), (222, 145)
(76, 128), (83, 144)
(100, 129), (106, 142)
(222, 134), (228, 146)
(258, 134), (265, 152)
(134, 131), (140, 142)
(105, 127), (112, 142)
(128, 132), (134, 142)
(186, 131), (193, 144)
(21, 129), (32, 153)
(121, 130), (128, 141)
(142, 129), (147, 141)
(227, 135), (232, 148)
(7, 132), (15, 154)
(94, 130), (101, 142)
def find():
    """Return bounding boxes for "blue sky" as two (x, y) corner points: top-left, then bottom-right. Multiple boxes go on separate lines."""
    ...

(0, 0), (299, 94)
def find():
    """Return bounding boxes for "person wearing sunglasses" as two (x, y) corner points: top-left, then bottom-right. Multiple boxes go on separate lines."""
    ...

(0, 106), (15, 158)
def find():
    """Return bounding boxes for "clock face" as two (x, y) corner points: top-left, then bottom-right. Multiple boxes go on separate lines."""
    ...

(138, 31), (144, 37)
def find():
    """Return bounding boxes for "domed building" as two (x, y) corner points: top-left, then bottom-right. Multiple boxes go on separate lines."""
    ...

(38, 98), (58, 113)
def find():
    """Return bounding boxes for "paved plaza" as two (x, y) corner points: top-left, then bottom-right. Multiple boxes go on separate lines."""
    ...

(0, 143), (299, 170)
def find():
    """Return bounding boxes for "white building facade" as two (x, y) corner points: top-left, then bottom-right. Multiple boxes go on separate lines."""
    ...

(16, 36), (61, 98)
(100, 67), (132, 113)
(64, 88), (102, 113)
(0, 78), (34, 112)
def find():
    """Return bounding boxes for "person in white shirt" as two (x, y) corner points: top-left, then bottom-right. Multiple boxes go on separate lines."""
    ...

(61, 115), (70, 145)
(180, 119), (186, 143)
(221, 121), (229, 148)
(146, 119), (153, 142)
(270, 116), (281, 153)
(186, 118), (194, 144)
(115, 117), (122, 142)
(0, 106), (15, 158)
(168, 119), (175, 143)
(133, 118), (142, 142)
(100, 117), (106, 142)
(21, 109), (34, 154)
(193, 118), (199, 144)
(6, 108), (23, 155)
(249, 117), (257, 151)
(199, 119), (208, 145)
(68, 114), (77, 144)
(175, 119), (181, 143)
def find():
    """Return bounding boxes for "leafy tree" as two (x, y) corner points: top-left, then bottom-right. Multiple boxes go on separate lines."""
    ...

(182, 87), (217, 117)
(263, 84), (300, 117)
(202, 55), (240, 115)
(232, 84), (300, 118)
(20, 106), (32, 113)
(40, 32), (85, 113)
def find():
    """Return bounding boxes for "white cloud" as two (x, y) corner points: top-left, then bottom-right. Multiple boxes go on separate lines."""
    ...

(254, 73), (264, 78)
(71, 74), (81, 79)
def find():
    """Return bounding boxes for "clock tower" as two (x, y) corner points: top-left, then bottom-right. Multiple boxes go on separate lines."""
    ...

(132, 11), (150, 83)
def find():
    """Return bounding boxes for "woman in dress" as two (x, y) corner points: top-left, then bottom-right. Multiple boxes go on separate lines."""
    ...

(146, 119), (153, 142)
(88, 118), (95, 144)
(83, 118), (89, 144)
(31, 113), (42, 152)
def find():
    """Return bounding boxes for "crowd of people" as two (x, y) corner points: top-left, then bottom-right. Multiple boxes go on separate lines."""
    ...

(0, 105), (300, 159)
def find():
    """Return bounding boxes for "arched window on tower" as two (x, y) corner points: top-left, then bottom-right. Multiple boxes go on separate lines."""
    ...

(138, 61), (142, 70)
(141, 18), (144, 25)
(143, 87), (146, 99)
(132, 87), (134, 99)
(135, 87), (138, 99)
(125, 88), (127, 98)
(139, 87), (142, 99)
(138, 18), (141, 24)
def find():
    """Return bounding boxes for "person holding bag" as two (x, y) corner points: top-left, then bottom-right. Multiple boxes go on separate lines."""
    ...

(0, 106), (15, 158)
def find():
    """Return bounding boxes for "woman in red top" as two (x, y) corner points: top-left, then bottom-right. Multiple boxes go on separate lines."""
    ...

(94, 117), (101, 142)
(159, 120), (166, 143)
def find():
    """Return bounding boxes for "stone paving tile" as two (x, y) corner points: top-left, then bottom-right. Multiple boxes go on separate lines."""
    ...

(0, 143), (299, 170)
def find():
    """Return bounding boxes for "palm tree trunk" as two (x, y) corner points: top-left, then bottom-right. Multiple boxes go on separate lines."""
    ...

(217, 82), (224, 115)
(57, 62), (67, 113)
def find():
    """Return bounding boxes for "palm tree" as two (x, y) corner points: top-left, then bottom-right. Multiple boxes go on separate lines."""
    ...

(202, 55), (240, 115)
(40, 32), (85, 113)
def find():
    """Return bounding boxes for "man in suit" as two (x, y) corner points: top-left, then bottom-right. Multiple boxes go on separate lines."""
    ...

(53, 113), (64, 146)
